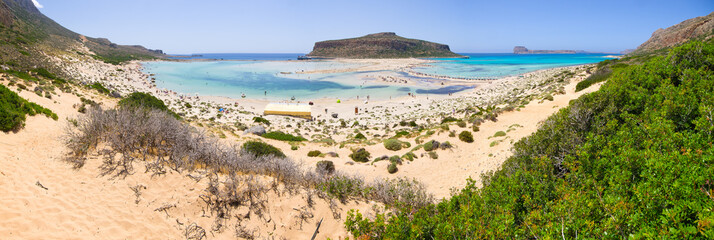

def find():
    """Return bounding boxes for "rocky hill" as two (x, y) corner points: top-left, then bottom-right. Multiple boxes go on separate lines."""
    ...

(0, 0), (164, 74)
(307, 32), (464, 59)
(631, 11), (714, 54)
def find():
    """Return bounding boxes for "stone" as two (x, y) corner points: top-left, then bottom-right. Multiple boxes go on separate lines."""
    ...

(243, 125), (266, 136)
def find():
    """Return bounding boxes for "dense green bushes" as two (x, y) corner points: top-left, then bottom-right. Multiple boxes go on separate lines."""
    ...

(349, 148), (371, 162)
(383, 139), (403, 151)
(458, 131), (473, 143)
(575, 66), (613, 92)
(242, 141), (285, 158)
(119, 92), (179, 119)
(262, 131), (307, 141)
(252, 116), (271, 125)
(345, 40), (714, 239)
(0, 84), (57, 132)
(307, 150), (322, 157)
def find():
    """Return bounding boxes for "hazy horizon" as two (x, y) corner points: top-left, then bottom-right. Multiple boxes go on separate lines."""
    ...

(36, 0), (714, 54)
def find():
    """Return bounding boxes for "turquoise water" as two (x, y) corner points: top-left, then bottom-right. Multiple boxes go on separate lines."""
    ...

(415, 53), (618, 79)
(143, 61), (442, 101)
(143, 53), (616, 101)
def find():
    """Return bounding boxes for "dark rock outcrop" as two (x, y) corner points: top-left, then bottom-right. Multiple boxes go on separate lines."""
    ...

(307, 32), (464, 59)
(632, 12), (714, 54)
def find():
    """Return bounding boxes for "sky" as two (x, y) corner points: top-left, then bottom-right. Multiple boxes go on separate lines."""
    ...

(35, 0), (713, 54)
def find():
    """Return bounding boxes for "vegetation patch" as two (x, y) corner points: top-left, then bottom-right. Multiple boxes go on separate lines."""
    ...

(242, 141), (285, 158)
(262, 131), (307, 141)
(349, 148), (371, 163)
(0, 84), (58, 132)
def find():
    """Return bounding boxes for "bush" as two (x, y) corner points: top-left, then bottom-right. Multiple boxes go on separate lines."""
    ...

(307, 150), (322, 157)
(456, 121), (467, 128)
(441, 116), (459, 124)
(242, 141), (285, 158)
(459, 131), (474, 143)
(575, 67), (613, 92)
(291, 145), (298, 150)
(89, 82), (110, 94)
(493, 131), (506, 137)
(389, 155), (402, 165)
(427, 151), (438, 159)
(119, 92), (179, 119)
(383, 139), (403, 151)
(354, 132), (366, 140)
(252, 116), (271, 125)
(315, 160), (335, 175)
(543, 94), (554, 101)
(423, 140), (438, 151)
(472, 125), (480, 132)
(0, 84), (58, 132)
(387, 163), (398, 174)
(262, 131), (307, 141)
(393, 130), (409, 138)
(402, 152), (417, 161)
(349, 148), (371, 163)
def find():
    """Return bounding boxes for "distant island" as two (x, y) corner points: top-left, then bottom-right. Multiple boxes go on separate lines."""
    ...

(513, 46), (585, 54)
(306, 32), (465, 59)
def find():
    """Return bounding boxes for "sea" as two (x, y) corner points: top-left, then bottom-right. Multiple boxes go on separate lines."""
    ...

(144, 53), (617, 101)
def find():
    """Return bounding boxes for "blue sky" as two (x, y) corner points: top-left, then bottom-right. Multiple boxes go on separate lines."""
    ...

(36, 0), (713, 54)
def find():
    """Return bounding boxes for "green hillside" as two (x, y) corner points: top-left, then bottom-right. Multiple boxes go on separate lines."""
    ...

(344, 39), (714, 239)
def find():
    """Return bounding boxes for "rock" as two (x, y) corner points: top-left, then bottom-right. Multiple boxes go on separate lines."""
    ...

(377, 155), (389, 160)
(633, 12), (714, 54)
(33, 86), (42, 92)
(325, 152), (339, 157)
(307, 32), (464, 59)
(0, 65), (8, 71)
(243, 125), (266, 136)
(110, 91), (122, 98)
(331, 113), (338, 118)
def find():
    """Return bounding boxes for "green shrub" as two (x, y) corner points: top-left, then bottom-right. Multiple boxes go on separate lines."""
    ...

(472, 125), (480, 132)
(441, 116), (459, 124)
(349, 148), (371, 163)
(576, 67), (613, 92)
(393, 130), (409, 138)
(423, 140), (437, 151)
(89, 82), (110, 94)
(262, 131), (307, 141)
(402, 152), (417, 161)
(387, 163), (398, 174)
(119, 92), (179, 119)
(316, 160), (335, 175)
(456, 121), (467, 128)
(354, 132), (366, 140)
(291, 145), (298, 150)
(543, 94), (554, 101)
(458, 131), (474, 143)
(242, 141), (285, 158)
(383, 139), (403, 151)
(308, 150), (322, 157)
(32, 68), (56, 79)
(389, 155), (402, 164)
(252, 116), (271, 125)
(0, 85), (57, 132)
(427, 151), (438, 159)
(493, 131), (506, 137)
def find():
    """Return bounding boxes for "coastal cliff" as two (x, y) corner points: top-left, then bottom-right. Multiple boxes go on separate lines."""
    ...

(513, 46), (581, 54)
(632, 11), (714, 54)
(307, 32), (464, 59)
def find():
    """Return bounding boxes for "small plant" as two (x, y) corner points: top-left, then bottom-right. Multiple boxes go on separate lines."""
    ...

(253, 116), (271, 125)
(308, 150), (322, 157)
(423, 140), (438, 151)
(459, 131), (474, 143)
(494, 131), (506, 137)
(441, 116), (459, 124)
(456, 121), (467, 128)
(316, 160), (335, 175)
(402, 152), (417, 161)
(389, 155), (402, 165)
(393, 130), (409, 138)
(387, 163), (398, 174)
(543, 94), (554, 101)
(472, 125), (480, 132)
(89, 82), (110, 94)
(354, 132), (367, 140)
(262, 131), (307, 141)
(383, 139), (403, 151)
(291, 145), (298, 150)
(449, 131), (456, 137)
(242, 141), (285, 158)
(349, 148), (371, 163)
(428, 151), (438, 159)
